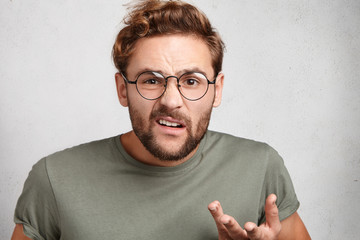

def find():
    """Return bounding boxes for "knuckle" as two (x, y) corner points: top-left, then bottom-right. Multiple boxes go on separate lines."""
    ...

(228, 218), (236, 227)
(269, 210), (279, 218)
(267, 207), (279, 217)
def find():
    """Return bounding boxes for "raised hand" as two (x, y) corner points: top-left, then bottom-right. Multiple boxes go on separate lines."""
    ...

(208, 194), (281, 240)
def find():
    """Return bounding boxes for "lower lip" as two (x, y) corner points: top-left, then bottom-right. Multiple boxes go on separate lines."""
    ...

(155, 122), (187, 136)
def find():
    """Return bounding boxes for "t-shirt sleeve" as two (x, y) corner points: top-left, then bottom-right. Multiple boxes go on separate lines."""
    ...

(258, 145), (300, 225)
(14, 158), (60, 240)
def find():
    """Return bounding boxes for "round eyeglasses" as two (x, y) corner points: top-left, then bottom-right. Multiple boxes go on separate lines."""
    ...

(121, 71), (217, 101)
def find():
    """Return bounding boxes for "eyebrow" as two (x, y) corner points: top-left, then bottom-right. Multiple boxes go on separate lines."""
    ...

(177, 67), (208, 77)
(133, 67), (210, 79)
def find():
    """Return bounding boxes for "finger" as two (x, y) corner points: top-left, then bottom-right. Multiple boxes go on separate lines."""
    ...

(244, 222), (263, 240)
(208, 200), (225, 221)
(221, 214), (248, 239)
(264, 194), (281, 233)
(208, 201), (230, 238)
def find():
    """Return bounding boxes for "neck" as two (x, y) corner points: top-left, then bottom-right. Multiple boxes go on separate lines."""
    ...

(120, 131), (199, 167)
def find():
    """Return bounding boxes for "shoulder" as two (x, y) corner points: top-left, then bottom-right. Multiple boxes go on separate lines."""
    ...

(44, 135), (118, 165)
(204, 130), (284, 168)
(28, 136), (120, 180)
(205, 130), (274, 155)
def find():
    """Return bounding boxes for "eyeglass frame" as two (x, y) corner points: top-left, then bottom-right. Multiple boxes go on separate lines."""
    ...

(120, 71), (218, 101)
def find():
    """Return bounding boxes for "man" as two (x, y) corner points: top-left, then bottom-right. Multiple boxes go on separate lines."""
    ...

(12, 0), (310, 239)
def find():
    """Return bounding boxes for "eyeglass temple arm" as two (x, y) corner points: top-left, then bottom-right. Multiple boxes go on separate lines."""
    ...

(209, 72), (221, 84)
(120, 72), (136, 84)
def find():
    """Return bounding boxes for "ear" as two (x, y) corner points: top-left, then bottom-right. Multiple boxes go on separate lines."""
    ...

(213, 72), (224, 107)
(115, 72), (128, 107)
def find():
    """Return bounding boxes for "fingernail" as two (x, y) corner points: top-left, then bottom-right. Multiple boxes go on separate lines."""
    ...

(209, 206), (217, 212)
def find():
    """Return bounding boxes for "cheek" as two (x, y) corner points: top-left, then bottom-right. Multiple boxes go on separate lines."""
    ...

(128, 95), (154, 119)
(201, 89), (216, 108)
(188, 100), (213, 122)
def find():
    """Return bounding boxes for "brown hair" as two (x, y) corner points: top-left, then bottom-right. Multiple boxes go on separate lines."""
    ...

(112, 0), (225, 75)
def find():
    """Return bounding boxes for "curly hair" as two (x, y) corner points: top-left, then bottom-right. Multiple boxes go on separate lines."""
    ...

(112, 0), (225, 75)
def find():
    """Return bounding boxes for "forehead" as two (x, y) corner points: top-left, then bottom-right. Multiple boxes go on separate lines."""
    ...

(126, 34), (213, 76)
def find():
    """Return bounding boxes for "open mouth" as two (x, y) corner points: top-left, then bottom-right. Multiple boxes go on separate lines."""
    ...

(158, 119), (184, 128)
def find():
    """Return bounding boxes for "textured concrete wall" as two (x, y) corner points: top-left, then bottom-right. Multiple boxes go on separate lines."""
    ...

(1, 0), (359, 239)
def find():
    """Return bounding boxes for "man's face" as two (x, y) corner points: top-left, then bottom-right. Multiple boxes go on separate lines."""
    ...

(116, 34), (223, 161)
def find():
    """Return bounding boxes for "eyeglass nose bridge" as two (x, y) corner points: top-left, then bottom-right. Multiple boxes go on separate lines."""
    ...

(163, 75), (182, 92)
(142, 75), (182, 101)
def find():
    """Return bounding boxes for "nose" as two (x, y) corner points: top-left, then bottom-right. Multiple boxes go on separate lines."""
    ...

(159, 77), (183, 109)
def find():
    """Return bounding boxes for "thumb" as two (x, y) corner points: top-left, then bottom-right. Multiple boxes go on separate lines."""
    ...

(265, 194), (281, 232)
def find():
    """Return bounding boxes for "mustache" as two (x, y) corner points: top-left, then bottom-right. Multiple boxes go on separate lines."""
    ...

(149, 105), (191, 124)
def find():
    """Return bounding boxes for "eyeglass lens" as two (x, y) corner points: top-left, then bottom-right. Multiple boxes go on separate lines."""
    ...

(136, 71), (210, 100)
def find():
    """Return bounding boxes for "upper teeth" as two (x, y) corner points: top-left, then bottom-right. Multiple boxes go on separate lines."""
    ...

(159, 119), (181, 127)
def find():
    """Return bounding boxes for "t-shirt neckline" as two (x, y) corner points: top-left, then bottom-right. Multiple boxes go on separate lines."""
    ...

(114, 131), (208, 175)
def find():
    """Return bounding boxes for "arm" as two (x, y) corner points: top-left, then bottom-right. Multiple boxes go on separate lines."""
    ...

(11, 224), (32, 240)
(208, 194), (310, 240)
(13, 158), (60, 240)
(278, 211), (310, 240)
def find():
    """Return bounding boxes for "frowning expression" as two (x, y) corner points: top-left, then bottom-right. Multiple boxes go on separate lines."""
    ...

(116, 34), (223, 161)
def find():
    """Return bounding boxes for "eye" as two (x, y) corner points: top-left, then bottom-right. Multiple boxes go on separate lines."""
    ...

(180, 73), (207, 87)
(144, 78), (161, 85)
(138, 72), (165, 86)
(139, 76), (165, 86)
(184, 78), (199, 86)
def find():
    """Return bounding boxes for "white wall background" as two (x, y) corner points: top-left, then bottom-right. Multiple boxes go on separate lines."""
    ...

(1, 0), (359, 239)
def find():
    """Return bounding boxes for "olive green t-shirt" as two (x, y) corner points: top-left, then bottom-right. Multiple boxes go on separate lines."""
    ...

(14, 131), (299, 240)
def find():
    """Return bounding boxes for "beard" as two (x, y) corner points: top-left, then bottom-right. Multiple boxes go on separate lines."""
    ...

(128, 103), (212, 161)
